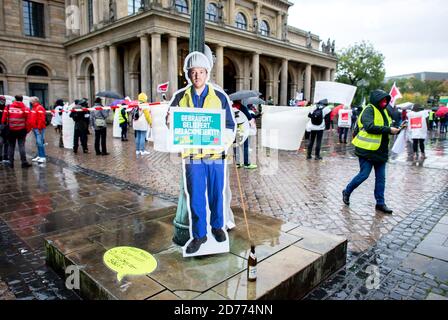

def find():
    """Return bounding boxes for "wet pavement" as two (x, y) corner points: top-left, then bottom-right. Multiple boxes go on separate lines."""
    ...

(1, 125), (447, 300)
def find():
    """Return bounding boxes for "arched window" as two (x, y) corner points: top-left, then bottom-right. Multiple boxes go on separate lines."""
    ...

(0, 65), (3, 74)
(27, 65), (48, 77)
(175, 0), (188, 14)
(206, 3), (218, 21)
(128, 0), (142, 15)
(260, 20), (270, 36)
(235, 12), (247, 30)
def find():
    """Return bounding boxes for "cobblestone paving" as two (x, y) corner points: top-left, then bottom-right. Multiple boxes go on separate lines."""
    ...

(305, 187), (448, 300)
(37, 127), (448, 253)
(0, 125), (445, 300)
(0, 158), (175, 300)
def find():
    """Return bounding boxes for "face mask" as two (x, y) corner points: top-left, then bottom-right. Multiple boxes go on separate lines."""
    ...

(379, 99), (388, 109)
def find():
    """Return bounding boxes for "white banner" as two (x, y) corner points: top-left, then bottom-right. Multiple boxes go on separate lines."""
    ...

(150, 103), (172, 152)
(261, 106), (312, 150)
(313, 81), (357, 106)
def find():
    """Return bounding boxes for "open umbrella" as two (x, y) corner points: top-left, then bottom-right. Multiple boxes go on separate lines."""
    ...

(242, 97), (265, 106)
(330, 104), (344, 121)
(123, 100), (139, 107)
(435, 106), (448, 118)
(109, 99), (125, 107)
(95, 91), (123, 99)
(229, 90), (261, 101)
(396, 102), (414, 110)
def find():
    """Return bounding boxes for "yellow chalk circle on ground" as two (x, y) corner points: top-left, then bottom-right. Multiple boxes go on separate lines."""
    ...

(103, 246), (157, 282)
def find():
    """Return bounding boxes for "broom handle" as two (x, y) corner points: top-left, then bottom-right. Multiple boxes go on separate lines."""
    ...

(233, 157), (252, 242)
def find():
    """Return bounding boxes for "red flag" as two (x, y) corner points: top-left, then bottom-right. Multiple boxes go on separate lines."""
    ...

(389, 82), (402, 106)
(157, 82), (169, 93)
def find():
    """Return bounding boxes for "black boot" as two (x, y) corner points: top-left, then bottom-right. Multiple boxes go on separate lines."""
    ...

(211, 228), (227, 242)
(375, 204), (393, 214)
(342, 190), (350, 205)
(186, 236), (207, 254)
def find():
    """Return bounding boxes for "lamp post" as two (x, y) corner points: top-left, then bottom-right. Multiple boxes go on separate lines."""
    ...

(189, 0), (205, 53)
(172, 0), (206, 246)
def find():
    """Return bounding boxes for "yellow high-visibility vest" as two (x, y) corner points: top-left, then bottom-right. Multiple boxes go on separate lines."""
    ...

(118, 106), (128, 124)
(178, 85), (226, 160)
(352, 104), (391, 151)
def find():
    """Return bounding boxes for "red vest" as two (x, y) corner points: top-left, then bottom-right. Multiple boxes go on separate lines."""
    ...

(3, 102), (29, 131)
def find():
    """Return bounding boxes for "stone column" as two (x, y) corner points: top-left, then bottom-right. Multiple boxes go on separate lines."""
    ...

(280, 58), (288, 105)
(92, 0), (99, 26)
(109, 44), (119, 93)
(304, 64), (312, 101)
(228, 0), (235, 25)
(129, 72), (139, 100)
(236, 77), (244, 91)
(139, 34), (150, 97)
(297, 68), (304, 94)
(330, 69), (336, 81)
(251, 52), (259, 92)
(68, 55), (77, 101)
(98, 46), (108, 92)
(255, 2), (261, 33)
(168, 35), (178, 97)
(324, 68), (331, 82)
(151, 33), (161, 101)
(255, 1), (261, 20)
(92, 47), (100, 94)
(215, 45), (224, 88)
(276, 11), (282, 39)
(266, 80), (273, 101)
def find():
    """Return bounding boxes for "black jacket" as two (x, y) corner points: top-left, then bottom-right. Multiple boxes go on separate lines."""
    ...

(70, 105), (90, 131)
(355, 90), (392, 163)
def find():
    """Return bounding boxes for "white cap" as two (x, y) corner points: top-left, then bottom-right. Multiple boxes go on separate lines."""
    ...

(183, 51), (211, 73)
(183, 51), (212, 85)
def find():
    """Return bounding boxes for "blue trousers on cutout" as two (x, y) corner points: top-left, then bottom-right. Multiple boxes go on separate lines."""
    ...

(185, 159), (225, 239)
(344, 157), (386, 205)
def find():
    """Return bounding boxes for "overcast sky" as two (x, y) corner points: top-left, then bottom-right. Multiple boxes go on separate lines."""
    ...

(288, 0), (448, 77)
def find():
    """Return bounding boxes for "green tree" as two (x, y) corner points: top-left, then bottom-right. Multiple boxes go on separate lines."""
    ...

(336, 41), (386, 105)
(382, 78), (448, 106)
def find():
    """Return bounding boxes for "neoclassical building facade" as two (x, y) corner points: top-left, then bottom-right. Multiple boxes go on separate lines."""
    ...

(0, 0), (337, 106)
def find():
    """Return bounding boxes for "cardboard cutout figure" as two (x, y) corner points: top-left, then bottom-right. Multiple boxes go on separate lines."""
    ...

(169, 51), (236, 257)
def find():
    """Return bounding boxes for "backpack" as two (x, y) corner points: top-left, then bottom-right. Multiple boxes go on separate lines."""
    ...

(132, 108), (140, 121)
(309, 106), (323, 126)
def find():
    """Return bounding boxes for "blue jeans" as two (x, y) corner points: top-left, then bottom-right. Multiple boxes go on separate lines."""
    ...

(33, 128), (46, 158)
(234, 137), (250, 165)
(185, 159), (225, 239)
(135, 130), (146, 151)
(344, 157), (386, 205)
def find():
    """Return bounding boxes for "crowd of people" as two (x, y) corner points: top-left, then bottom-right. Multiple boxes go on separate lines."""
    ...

(0, 85), (447, 223)
(0, 95), (47, 168)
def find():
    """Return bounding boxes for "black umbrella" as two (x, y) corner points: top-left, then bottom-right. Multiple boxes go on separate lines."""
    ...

(242, 97), (265, 106)
(95, 91), (123, 99)
(229, 90), (261, 101)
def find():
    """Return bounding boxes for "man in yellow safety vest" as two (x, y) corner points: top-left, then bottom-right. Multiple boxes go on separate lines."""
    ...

(342, 89), (401, 214)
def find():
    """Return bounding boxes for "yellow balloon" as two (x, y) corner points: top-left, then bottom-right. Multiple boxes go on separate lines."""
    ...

(103, 247), (157, 282)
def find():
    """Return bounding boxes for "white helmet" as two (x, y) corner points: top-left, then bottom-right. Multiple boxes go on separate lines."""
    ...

(183, 51), (212, 85)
